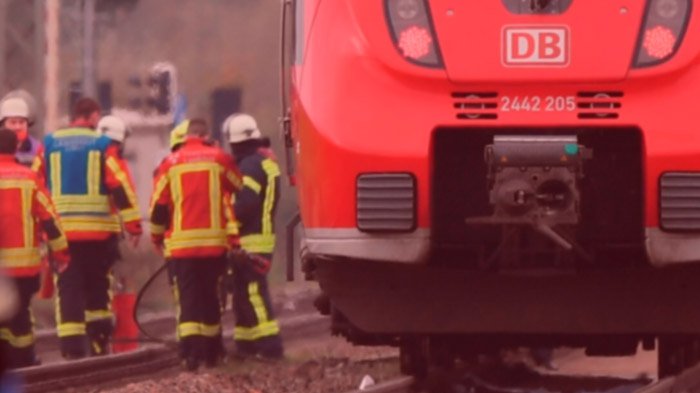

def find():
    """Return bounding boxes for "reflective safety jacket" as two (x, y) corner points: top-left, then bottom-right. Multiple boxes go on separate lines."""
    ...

(234, 144), (281, 254)
(34, 128), (142, 241)
(150, 138), (243, 258)
(0, 155), (68, 277)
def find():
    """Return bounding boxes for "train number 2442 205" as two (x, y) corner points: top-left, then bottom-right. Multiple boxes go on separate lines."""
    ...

(500, 96), (576, 112)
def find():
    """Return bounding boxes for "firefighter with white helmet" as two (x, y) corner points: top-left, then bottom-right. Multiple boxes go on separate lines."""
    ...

(223, 113), (284, 359)
(97, 115), (131, 145)
(0, 97), (40, 167)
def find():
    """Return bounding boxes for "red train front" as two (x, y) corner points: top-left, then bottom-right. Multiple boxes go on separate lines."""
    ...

(282, 0), (700, 377)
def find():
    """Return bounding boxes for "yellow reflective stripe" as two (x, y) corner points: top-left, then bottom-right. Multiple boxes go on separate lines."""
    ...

(0, 328), (35, 348)
(36, 190), (58, 216)
(210, 166), (221, 231)
(261, 159), (279, 236)
(248, 282), (268, 323)
(243, 176), (262, 194)
(48, 236), (68, 253)
(119, 208), (141, 222)
(164, 237), (228, 250)
(227, 171), (243, 190)
(224, 198), (239, 237)
(151, 223), (166, 235)
(20, 184), (32, 249)
(53, 195), (112, 216)
(61, 216), (121, 232)
(172, 169), (183, 232)
(179, 322), (201, 338)
(177, 322), (220, 338)
(50, 152), (62, 197)
(169, 228), (228, 239)
(31, 156), (41, 172)
(233, 320), (280, 341)
(0, 248), (41, 268)
(150, 172), (169, 209)
(87, 151), (101, 196)
(58, 322), (86, 337)
(105, 156), (141, 221)
(85, 309), (113, 322)
(0, 179), (34, 189)
(201, 323), (221, 337)
(54, 129), (96, 138)
(240, 234), (275, 253)
(54, 195), (109, 203)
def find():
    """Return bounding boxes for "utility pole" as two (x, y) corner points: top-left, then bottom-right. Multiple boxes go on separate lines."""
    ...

(33, 0), (46, 134)
(45, 0), (60, 132)
(82, 0), (97, 98)
(0, 2), (7, 95)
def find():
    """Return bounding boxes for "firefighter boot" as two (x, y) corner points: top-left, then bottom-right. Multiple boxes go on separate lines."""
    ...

(87, 319), (112, 356)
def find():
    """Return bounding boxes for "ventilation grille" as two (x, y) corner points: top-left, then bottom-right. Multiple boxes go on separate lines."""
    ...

(576, 91), (623, 120)
(452, 92), (499, 120)
(357, 173), (416, 232)
(660, 172), (700, 231)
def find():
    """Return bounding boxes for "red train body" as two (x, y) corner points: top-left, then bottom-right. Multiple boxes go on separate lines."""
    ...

(283, 0), (700, 376)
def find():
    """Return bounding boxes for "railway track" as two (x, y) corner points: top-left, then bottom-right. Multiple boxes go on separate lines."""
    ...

(344, 361), (700, 393)
(12, 312), (330, 392)
(344, 376), (415, 393)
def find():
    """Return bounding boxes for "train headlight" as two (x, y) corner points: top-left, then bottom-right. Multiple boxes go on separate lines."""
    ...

(385, 0), (442, 67)
(634, 0), (691, 67)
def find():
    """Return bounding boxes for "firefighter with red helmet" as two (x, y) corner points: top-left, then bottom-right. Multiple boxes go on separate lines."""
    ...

(223, 113), (284, 359)
(149, 118), (242, 370)
(33, 98), (143, 359)
(0, 128), (70, 368)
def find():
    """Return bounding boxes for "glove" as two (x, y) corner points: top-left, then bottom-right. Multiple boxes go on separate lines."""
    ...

(248, 254), (272, 276)
(125, 221), (143, 236)
(52, 249), (71, 273)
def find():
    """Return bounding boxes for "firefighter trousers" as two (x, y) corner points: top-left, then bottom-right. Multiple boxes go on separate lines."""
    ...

(171, 256), (225, 363)
(0, 275), (40, 369)
(56, 237), (119, 358)
(231, 253), (283, 358)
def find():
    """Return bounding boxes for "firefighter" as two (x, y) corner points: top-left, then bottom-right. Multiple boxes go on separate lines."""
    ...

(97, 115), (140, 243)
(223, 113), (284, 359)
(1, 97), (54, 306)
(0, 97), (41, 167)
(33, 98), (142, 359)
(97, 115), (131, 152)
(151, 119), (190, 351)
(0, 128), (70, 368)
(149, 118), (242, 370)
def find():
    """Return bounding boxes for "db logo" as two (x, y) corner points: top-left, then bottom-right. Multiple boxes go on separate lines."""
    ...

(502, 26), (569, 66)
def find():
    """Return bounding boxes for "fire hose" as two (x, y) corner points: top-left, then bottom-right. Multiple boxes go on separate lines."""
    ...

(130, 250), (270, 346)
(131, 261), (178, 346)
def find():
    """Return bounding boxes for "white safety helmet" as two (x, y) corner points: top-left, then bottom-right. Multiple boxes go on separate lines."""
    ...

(97, 115), (130, 143)
(223, 113), (263, 144)
(0, 97), (30, 122)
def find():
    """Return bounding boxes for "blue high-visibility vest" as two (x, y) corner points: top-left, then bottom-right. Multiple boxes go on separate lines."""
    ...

(43, 128), (120, 234)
